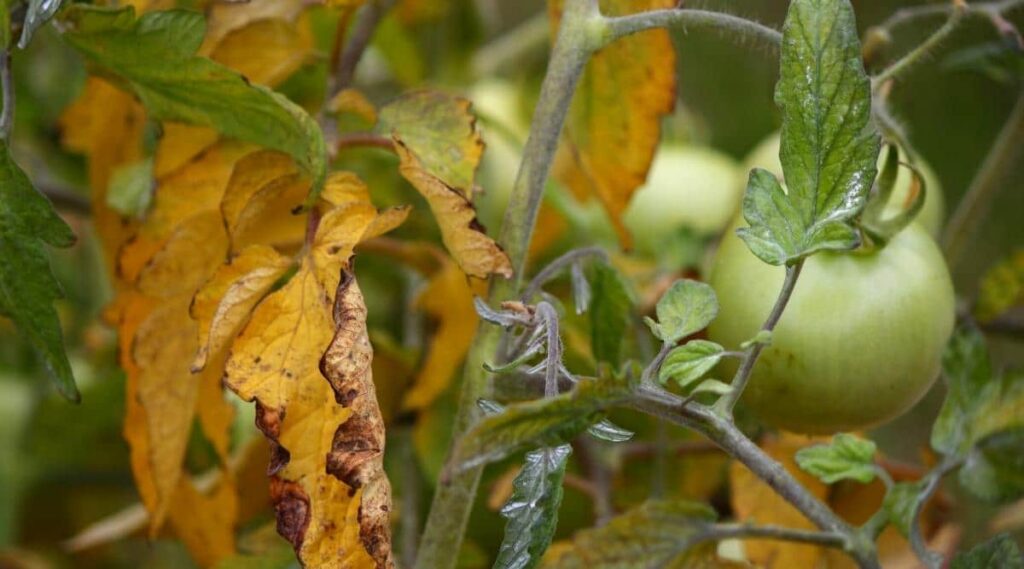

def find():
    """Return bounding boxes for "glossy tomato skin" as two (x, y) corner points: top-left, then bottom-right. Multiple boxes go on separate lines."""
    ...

(742, 133), (946, 237)
(707, 221), (955, 434)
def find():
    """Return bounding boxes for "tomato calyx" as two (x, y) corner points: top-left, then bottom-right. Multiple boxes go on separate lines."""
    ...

(857, 142), (929, 251)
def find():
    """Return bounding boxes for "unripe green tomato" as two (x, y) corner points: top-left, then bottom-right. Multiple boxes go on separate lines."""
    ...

(623, 145), (742, 253)
(741, 133), (946, 236)
(707, 220), (955, 434)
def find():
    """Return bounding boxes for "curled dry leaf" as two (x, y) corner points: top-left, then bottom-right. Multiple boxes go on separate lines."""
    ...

(394, 142), (512, 279)
(222, 172), (404, 567)
(549, 0), (677, 248)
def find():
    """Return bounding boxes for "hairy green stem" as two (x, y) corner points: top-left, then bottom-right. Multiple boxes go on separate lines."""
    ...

(907, 458), (963, 569)
(703, 523), (849, 549)
(942, 89), (1024, 267)
(715, 260), (804, 416)
(631, 386), (881, 569)
(872, 5), (966, 90)
(413, 3), (599, 567)
(604, 8), (781, 48)
(0, 50), (13, 142)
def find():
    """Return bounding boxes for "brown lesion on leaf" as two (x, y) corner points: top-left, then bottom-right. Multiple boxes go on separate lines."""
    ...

(255, 403), (291, 476)
(319, 267), (394, 568)
(270, 477), (311, 550)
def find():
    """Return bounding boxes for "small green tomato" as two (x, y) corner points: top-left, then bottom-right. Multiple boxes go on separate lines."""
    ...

(623, 145), (742, 254)
(708, 219), (955, 434)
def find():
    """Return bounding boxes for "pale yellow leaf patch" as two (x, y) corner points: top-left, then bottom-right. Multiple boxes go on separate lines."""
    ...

(329, 88), (379, 125)
(191, 245), (293, 372)
(136, 210), (230, 299)
(402, 260), (481, 410)
(202, 0), (310, 54)
(154, 123), (220, 179)
(210, 18), (314, 88)
(550, 0), (677, 248)
(394, 141), (512, 279)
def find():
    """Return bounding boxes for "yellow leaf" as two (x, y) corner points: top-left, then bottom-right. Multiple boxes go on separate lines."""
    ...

(136, 210), (229, 298)
(975, 249), (1024, 322)
(220, 150), (309, 253)
(329, 88), (379, 125)
(550, 0), (676, 248)
(210, 18), (314, 88)
(154, 123), (220, 179)
(202, 0), (310, 54)
(167, 475), (238, 568)
(59, 78), (146, 272)
(222, 175), (403, 567)
(402, 261), (481, 410)
(191, 245), (293, 372)
(394, 142), (512, 279)
(728, 432), (829, 568)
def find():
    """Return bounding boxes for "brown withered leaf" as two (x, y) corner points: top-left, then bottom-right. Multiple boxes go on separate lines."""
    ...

(319, 272), (394, 568)
(550, 0), (676, 248)
(394, 142), (511, 279)
(401, 260), (482, 410)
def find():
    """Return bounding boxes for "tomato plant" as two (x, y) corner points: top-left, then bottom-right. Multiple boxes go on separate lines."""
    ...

(1, 1), (1023, 569)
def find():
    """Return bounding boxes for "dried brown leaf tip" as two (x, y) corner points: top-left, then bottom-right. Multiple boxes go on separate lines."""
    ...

(320, 269), (394, 569)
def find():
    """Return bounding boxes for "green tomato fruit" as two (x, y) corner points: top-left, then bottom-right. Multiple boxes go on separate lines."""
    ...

(623, 145), (742, 253)
(741, 132), (946, 236)
(707, 220), (955, 434)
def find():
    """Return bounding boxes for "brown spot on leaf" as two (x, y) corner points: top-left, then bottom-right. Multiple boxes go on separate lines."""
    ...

(270, 477), (311, 550)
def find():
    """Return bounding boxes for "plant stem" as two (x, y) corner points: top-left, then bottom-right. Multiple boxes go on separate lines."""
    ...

(604, 8), (781, 48)
(873, 0), (1024, 36)
(631, 385), (882, 569)
(703, 523), (849, 549)
(715, 260), (804, 416)
(907, 458), (962, 569)
(414, 3), (599, 567)
(0, 50), (13, 142)
(942, 89), (1024, 267)
(872, 5), (966, 90)
(335, 132), (396, 153)
(331, 0), (395, 97)
(521, 245), (608, 302)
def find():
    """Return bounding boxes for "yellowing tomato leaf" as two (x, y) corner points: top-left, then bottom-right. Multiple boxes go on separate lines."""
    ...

(209, 18), (314, 88)
(394, 142), (511, 279)
(202, 0), (310, 55)
(975, 249), (1024, 323)
(191, 245), (293, 372)
(0, 142), (78, 400)
(62, 5), (328, 201)
(550, 0), (676, 248)
(378, 90), (485, 197)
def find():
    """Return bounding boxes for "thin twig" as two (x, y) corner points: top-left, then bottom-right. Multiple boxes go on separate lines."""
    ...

(573, 438), (614, 526)
(331, 0), (395, 98)
(0, 50), (14, 142)
(874, 0), (1024, 36)
(336, 132), (396, 153)
(872, 5), (966, 90)
(521, 246), (608, 302)
(603, 8), (782, 49)
(641, 341), (674, 384)
(702, 523), (849, 549)
(942, 89), (1024, 267)
(715, 260), (804, 416)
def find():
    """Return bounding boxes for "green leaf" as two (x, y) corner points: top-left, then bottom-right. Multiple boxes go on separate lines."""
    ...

(587, 419), (634, 443)
(61, 6), (327, 201)
(933, 328), (1024, 503)
(951, 534), (1024, 569)
(541, 500), (718, 568)
(0, 142), (78, 401)
(740, 330), (773, 350)
(658, 340), (724, 388)
(494, 444), (571, 569)
(377, 90), (483, 196)
(974, 249), (1024, 322)
(739, 0), (879, 266)
(589, 262), (632, 367)
(644, 279), (718, 344)
(859, 145), (926, 245)
(18, 0), (66, 48)
(795, 434), (878, 484)
(452, 376), (631, 472)
(106, 157), (153, 217)
(882, 480), (925, 538)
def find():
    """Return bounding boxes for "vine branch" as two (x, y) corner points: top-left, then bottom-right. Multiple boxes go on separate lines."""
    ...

(715, 260), (804, 416)
(603, 8), (781, 48)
